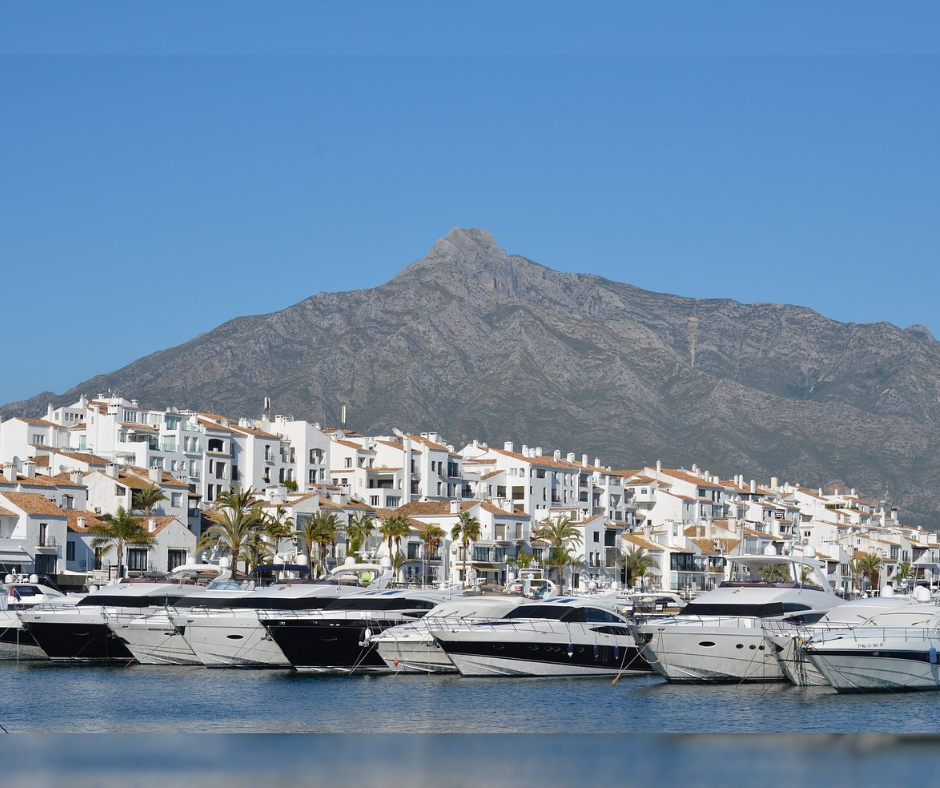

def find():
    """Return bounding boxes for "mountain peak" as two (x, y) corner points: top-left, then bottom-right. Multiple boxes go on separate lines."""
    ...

(395, 227), (523, 297)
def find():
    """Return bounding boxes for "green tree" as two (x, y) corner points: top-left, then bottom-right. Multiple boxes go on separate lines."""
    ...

(197, 487), (264, 581)
(379, 514), (413, 559)
(507, 546), (534, 573)
(895, 561), (913, 588)
(133, 483), (167, 516)
(345, 511), (375, 560)
(859, 552), (882, 593)
(295, 511), (340, 577)
(532, 516), (583, 588)
(450, 511), (481, 586)
(89, 506), (156, 579)
(848, 557), (865, 598)
(421, 523), (446, 585)
(618, 545), (657, 588)
(759, 563), (791, 583)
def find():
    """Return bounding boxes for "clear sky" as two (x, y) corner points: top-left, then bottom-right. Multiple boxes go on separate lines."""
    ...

(1, 2), (938, 407)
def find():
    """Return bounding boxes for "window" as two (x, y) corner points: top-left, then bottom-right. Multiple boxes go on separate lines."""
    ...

(115, 485), (126, 496)
(386, 496), (400, 507)
(593, 532), (600, 543)
(370, 496), (379, 506)
(66, 541), (75, 561)
(345, 457), (352, 468)
(171, 493), (183, 508)
(127, 548), (149, 572)
(168, 549), (187, 571)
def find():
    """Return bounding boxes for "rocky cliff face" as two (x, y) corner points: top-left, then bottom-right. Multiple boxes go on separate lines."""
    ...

(6, 228), (940, 526)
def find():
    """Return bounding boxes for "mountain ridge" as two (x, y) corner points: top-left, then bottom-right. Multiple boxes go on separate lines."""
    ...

(4, 227), (939, 526)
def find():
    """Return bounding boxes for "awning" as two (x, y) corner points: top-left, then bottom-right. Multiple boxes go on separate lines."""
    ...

(0, 550), (30, 564)
(472, 563), (502, 572)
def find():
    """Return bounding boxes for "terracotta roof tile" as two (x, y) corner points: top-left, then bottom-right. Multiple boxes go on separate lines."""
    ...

(1, 492), (68, 517)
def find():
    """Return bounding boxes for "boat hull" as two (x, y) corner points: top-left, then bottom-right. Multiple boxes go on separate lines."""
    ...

(173, 611), (292, 668)
(633, 621), (784, 683)
(262, 618), (400, 673)
(433, 624), (649, 678)
(806, 641), (940, 693)
(374, 635), (457, 674)
(109, 614), (202, 666)
(23, 618), (136, 663)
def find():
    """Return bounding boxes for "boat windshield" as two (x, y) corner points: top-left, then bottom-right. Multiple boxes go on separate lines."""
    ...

(680, 601), (813, 618)
(503, 605), (624, 623)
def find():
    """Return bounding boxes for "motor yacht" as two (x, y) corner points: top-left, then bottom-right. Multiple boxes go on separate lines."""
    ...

(431, 596), (650, 678)
(1, 574), (79, 660)
(109, 562), (314, 666)
(21, 581), (208, 663)
(802, 602), (940, 692)
(631, 546), (838, 683)
(371, 595), (527, 673)
(259, 587), (458, 673)
(763, 593), (919, 686)
(171, 561), (392, 668)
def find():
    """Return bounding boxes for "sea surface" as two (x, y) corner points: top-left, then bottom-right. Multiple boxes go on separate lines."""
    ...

(4, 664), (940, 787)
(3, 661), (940, 734)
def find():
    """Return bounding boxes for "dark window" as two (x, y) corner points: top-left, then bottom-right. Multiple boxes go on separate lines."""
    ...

(167, 549), (188, 571)
(127, 548), (149, 572)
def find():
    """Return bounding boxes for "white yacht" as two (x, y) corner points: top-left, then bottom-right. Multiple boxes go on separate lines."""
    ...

(172, 561), (393, 668)
(109, 562), (314, 666)
(1, 574), (79, 660)
(431, 596), (650, 678)
(21, 581), (208, 663)
(631, 547), (838, 683)
(371, 595), (527, 673)
(260, 587), (458, 673)
(802, 602), (940, 692)
(763, 593), (917, 686)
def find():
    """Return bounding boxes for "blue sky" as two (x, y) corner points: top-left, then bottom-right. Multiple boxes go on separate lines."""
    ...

(1, 2), (938, 407)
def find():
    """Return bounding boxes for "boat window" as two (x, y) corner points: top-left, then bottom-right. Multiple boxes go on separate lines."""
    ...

(503, 605), (571, 621)
(322, 597), (438, 611)
(681, 601), (786, 618)
(591, 625), (632, 636)
(583, 607), (624, 624)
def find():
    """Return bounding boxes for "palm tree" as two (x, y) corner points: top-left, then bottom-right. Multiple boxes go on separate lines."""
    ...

(295, 511), (340, 577)
(759, 563), (791, 583)
(263, 504), (294, 554)
(848, 557), (865, 598)
(345, 511), (376, 560)
(421, 524), (446, 586)
(89, 506), (156, 579)
(859, 552), (882, 593)
(895, 560), (913, 590)
(379, 514), (413, 559)
(618, 545), (657, 589)
(133, 483), (167, 516)
(507, 546), (534, 573)
(450, 511), (481, 586)
(532, 516), (583, 588)
(197, 487), (264, 581)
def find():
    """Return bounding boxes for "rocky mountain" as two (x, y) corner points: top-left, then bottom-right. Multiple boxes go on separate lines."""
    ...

(5, 227), (940, 527)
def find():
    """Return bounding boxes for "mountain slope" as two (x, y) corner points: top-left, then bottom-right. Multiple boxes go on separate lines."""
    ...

(5, 228), (940, 526)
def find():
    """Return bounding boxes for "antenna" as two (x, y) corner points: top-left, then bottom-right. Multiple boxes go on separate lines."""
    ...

(341, 405), (347, 431)
(263, 397), (271, 419)
(688, 317), (699, 368)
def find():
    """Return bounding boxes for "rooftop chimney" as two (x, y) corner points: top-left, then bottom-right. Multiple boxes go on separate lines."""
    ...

(504, 442), (514, 453)
(149, 467), (163, 483)
(553, 450), (561, 461)
(3, 463), (16, 482)
(449, 500), (461, 514)
(22, 460), (36, 479)
(148, 517), (157, 532)
(750, 480), (756, 493)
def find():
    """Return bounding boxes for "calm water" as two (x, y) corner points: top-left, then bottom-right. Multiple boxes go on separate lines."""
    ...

(3, 661), (940, 734)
